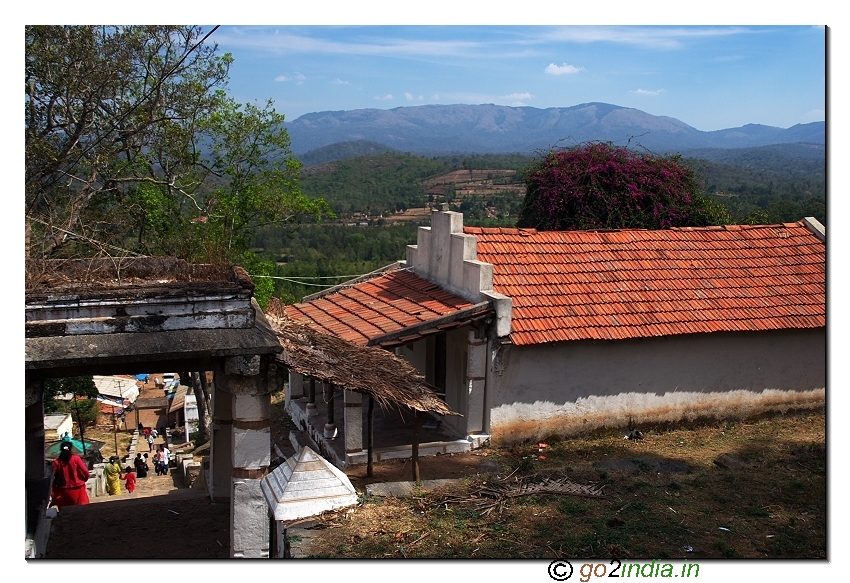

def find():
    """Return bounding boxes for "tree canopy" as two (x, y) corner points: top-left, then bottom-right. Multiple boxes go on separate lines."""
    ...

(516, 142), (730, 231)
(25, 25), (330, 269)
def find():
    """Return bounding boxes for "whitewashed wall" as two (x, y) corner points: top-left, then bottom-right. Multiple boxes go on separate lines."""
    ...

(486, 328), (826, 445)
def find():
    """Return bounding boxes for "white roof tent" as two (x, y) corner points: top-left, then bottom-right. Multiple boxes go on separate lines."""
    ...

(93, 375), (140, 403)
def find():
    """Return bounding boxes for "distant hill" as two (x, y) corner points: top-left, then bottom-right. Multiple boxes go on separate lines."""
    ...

(679, 142), (825, 167)
(298, 140), (400, 167)
(286, 103), (825, 157)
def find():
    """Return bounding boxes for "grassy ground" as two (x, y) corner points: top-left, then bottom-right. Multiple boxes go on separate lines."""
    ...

(304, 409), (826, 559)
(82, 426), (134, 460)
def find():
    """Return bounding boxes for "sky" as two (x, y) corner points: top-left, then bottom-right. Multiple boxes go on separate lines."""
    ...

(211, 25), (825, 132)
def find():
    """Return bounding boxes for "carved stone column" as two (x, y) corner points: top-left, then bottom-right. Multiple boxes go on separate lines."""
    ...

(344, 389), (363, 456)
(216, 355), (281, 558)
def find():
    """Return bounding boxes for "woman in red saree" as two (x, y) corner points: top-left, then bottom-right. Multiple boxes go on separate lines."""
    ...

(51, 443), (91, 508)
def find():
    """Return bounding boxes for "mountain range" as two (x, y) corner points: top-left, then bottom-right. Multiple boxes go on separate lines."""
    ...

(285, 102), (824, 157)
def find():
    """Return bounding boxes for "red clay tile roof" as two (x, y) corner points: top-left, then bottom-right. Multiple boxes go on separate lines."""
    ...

(465, 222), (825, 346)
(284, 267), (487, 346)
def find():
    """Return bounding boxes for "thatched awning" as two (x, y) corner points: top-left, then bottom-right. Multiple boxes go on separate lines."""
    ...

(265, 299), (458, 417)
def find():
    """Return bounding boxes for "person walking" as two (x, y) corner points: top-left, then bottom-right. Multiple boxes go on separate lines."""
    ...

(146, 431), (155, 452)
(134, 453), (148, 478)
(122, 466), (137, 493)
(104, 456), (123, 495)
(153, 448), (163, 475)
(160, 444), (171, 476)
(51, 442), (91, 509)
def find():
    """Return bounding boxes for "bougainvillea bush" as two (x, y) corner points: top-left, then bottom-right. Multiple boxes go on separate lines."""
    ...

(517, 142), (730, 231)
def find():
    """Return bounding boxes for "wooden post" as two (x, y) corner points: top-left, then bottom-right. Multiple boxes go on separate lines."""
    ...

(367, 396), (374, 477)
(412, 409), (421, 482)
(73, 393), (87, 456)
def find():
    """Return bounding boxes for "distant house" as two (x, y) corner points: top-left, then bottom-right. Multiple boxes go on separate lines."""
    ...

(43, 413), (72, 441)
(286, 211), (825, 448)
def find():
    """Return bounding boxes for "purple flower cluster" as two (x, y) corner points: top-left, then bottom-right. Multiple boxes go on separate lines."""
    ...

(517, 142), (715, 231)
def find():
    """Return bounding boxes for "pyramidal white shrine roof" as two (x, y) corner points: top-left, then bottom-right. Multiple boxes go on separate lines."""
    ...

(261, 446), (359, 522)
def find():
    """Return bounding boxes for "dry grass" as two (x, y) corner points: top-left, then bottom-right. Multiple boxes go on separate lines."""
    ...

(84, 426), (134, 460)
(303, 409), (826, 559)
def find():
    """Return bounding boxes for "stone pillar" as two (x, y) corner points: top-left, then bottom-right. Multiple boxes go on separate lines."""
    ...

(286, 372), (304, 408)
(306, 377), (318, 417)
(210, 379), (233, 502)
(25, 378), (45, 482)
(344, 390), (363, 455)
(25, 377), (47, 542)
(323, 382), (337, 438)
(217, 355), (281, 559)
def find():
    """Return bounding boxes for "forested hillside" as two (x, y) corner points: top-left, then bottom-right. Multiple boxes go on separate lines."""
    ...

(683, 143), (825, 225)
(253, 145), (825, 303)
(298, 152), (534, 219)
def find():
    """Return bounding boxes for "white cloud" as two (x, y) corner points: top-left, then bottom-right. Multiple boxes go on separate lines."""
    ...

(331, 78), (350, 85)
(543, 26), (751, 50)
(275, 72), (307, 84)
(631, 88), (664, 96)
(218, 29), (484, 58)
(545, 63), (584, 76)
(374, 94), (394, 100)
(405, 92), (424, 101)
(500, 92), (534, 104)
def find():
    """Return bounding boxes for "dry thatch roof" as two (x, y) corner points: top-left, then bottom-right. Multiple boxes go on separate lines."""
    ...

(25, 257), (246, 293)
(265, 298), (457, 416)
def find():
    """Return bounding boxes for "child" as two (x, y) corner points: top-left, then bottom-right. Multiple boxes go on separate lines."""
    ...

(123, 466), (137, 493)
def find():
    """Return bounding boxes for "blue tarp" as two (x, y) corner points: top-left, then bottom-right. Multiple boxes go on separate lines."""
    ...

(135, 374), (149, 382)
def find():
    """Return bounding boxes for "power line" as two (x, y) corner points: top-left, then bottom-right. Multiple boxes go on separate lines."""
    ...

(248, 275), (357, 288)
(252, 274), (368, 280)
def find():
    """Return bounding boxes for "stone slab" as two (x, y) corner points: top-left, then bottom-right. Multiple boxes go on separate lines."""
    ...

(365, 479), (461, 497)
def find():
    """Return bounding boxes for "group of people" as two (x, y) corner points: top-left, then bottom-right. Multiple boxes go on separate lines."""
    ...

(51, 436), (172, 509)
(153, 444), (171, 476)
(102, 455), (134, 495)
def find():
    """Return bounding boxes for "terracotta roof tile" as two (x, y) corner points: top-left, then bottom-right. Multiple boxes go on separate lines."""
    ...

(467, 222), (825, 346)
(284, 268), (483, 346)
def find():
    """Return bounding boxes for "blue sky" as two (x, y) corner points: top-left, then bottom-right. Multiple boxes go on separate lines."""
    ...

(212, 25), (825, 131)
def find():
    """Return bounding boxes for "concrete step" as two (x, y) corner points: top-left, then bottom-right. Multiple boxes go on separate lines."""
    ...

(89, 470), (192, 503)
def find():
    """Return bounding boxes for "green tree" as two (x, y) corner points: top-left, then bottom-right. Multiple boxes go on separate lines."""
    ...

(517, 142), (730, 231)
(44, 376), (100, 426)
(25, 25), (330, 270)
(26, 25), (229, 259)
